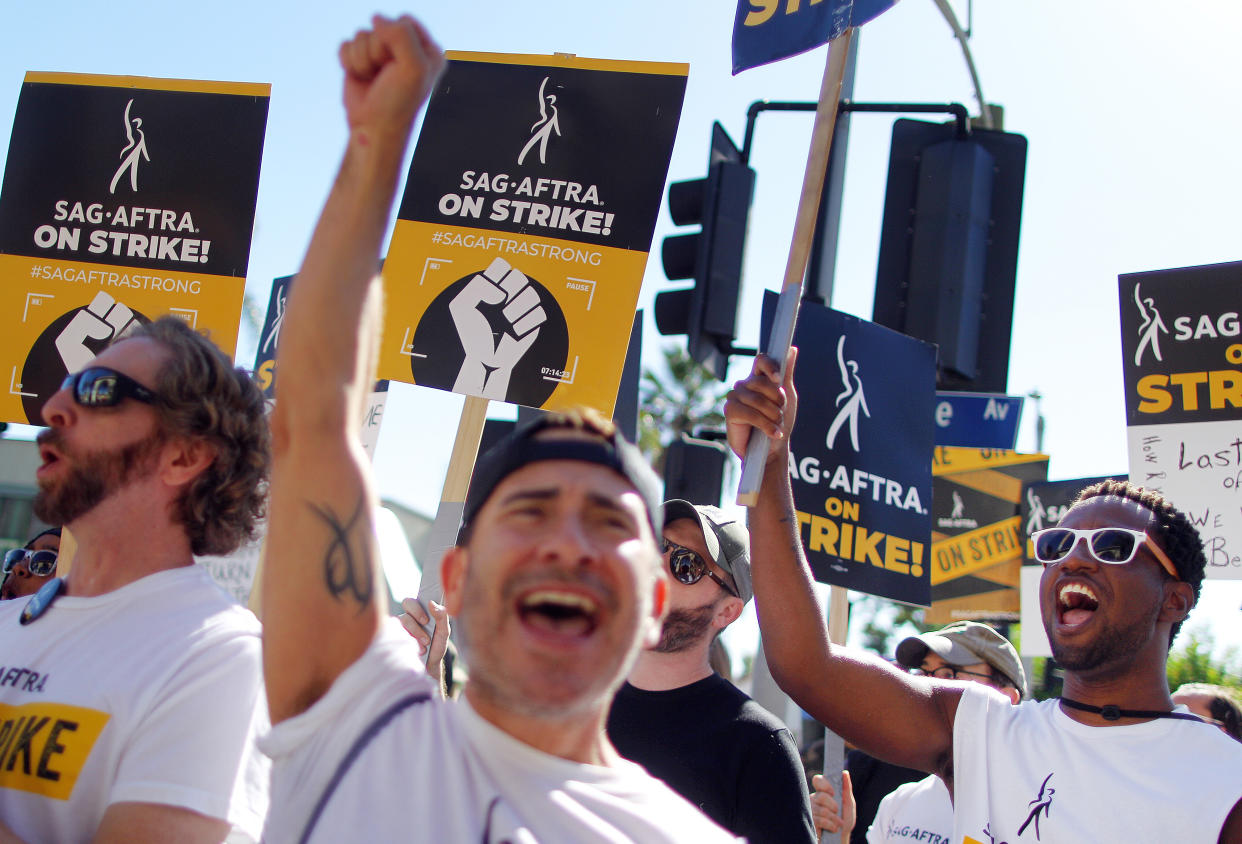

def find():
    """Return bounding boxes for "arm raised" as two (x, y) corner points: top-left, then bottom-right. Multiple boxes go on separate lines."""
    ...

(263, 15), (444, 723)
(725, 350), (960, 775)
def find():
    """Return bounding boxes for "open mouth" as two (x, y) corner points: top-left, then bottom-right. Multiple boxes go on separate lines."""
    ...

(1057, 582), (1099, 627)
(35, 448), (60, 479)
(35, 435), (62, 476)
(516, 589), (600, 640)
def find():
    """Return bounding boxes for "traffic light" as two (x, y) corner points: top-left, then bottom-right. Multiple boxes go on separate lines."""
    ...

(872, 118), (1028, 393)
(655, 122), (755, 380)
(663, 433), (729, 507)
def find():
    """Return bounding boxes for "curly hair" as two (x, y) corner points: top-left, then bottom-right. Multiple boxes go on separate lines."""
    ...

(1073, 479), (1204, 645)
(131, 317), (270, 556)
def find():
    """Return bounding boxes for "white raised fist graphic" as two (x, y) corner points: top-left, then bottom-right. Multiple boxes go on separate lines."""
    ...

(55, 292), (141, 374)
(451, 258), (546, 401)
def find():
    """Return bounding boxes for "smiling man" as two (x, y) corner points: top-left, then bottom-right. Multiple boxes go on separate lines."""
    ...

(0, 318), (271, 844)
(258, 16), (733, 842)
(725, 353), (1242, 844)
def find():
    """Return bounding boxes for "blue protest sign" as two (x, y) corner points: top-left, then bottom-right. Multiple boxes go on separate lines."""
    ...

(762, 291), (935, 604)
(934, 392), (1025, 448)
(732, 0), (897, 74)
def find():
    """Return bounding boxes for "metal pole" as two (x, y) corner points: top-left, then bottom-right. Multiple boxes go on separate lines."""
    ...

(931, 0), (993, 128)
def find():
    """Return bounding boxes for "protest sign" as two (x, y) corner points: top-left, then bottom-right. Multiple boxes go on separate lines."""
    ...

(253, 273), (290, 400)
(253, 272), (388, 459)
(1017, 475), (1121, 656)
(925, 447), (1047, 625)
(378, 52), (685, 415)
(1120, 261), (1242, 579)
(764, 291), (935, 605)
(731, 0), (897, 73)
(0, 72), (268, 424)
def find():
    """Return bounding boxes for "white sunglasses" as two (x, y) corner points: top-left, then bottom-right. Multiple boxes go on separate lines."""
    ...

(1030, 527), (1178, 580)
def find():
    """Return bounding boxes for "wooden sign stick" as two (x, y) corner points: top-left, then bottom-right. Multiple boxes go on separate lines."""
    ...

(737, 28), (855, 507)
(417, 394), (490, 605)
(820, 584), (851, 844)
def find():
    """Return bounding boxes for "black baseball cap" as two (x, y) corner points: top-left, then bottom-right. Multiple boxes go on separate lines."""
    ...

(460, 412), (662, 541)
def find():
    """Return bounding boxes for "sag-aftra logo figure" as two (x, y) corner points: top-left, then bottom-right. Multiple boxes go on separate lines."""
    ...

(109, 98), (150, 195)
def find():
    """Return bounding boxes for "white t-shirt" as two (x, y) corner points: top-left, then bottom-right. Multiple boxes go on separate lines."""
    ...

(953, 683), (1242, 843)
(260, 620), (739, 843)
(867, 774), (950, 844)
(0, 565), (269, 843)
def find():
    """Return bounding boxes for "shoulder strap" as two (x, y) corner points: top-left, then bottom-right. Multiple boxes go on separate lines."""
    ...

(296, 691), (432, 844)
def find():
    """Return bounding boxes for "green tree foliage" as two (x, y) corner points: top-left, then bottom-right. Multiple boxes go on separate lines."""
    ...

(638, 344), (728, 473)
(854, 596), (936, 657)
(1167, 627), (1242, 691)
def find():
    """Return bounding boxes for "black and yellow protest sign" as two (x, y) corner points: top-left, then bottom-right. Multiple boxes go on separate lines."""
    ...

(764, 293), (936, 605)
(925, 447), (1048, 625)
(1120, 261), (1242, 579)
(378, 52), (686, 415)
(0, 72), (268, 424)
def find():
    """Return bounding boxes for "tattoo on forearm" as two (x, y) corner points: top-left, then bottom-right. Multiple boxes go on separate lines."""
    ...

(308, 496), (373, 610)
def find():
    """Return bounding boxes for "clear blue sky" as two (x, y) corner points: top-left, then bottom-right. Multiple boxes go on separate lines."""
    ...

(3, 0), (1239, 654)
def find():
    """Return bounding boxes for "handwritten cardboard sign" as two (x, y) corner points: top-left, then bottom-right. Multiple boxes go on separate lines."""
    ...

(1120, 261), (1242, 579)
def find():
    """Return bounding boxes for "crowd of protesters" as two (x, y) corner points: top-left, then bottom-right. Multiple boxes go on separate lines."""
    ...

(1, 13), (1240, 844)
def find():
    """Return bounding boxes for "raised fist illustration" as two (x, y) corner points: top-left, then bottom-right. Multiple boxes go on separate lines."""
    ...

(55, 292), (141, 374)
(450, 257), (546, 401)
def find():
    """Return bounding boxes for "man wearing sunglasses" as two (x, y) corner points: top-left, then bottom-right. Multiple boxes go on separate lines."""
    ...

(0, 321), (270, 841)
(725, 353), (1242, 843)
(0, 527), (60, 601)
(257, 16), (733, 842)
(607, 500), (815, 844)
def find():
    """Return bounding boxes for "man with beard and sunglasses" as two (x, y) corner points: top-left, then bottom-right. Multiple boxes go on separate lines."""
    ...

(0, 528), (60, 601)
(725, 352), (1242, 843)
(607, 500), (814, 844)
(0, 317), (270, 844)
(257, 15), (734, 843)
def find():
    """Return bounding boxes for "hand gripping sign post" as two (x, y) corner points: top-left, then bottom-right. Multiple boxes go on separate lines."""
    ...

(732, 0), (900, 513)
(734, 8), (898, 833)
(1120, 261), (1242, 580)
(378, 52), (686, 605)
(762, 291), (935, 606)
(0, 73), (269, 425)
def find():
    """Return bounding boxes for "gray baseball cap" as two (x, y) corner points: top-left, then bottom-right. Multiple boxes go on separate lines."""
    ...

(895, 621), (1027, 697)
(662, 500), (752, 603)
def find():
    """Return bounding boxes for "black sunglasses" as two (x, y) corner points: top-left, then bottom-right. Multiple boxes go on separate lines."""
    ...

(62, 367), (158, 408)
(661, 538), (738, 598)
(2, 549), (58, 578)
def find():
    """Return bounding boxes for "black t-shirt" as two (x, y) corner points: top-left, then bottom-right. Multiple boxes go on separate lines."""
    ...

(607, 674), (815, 844)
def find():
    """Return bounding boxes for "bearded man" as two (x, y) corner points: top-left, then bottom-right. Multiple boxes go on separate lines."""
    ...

(0, 316), (270, 843)
(607, 500), (815, 844)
